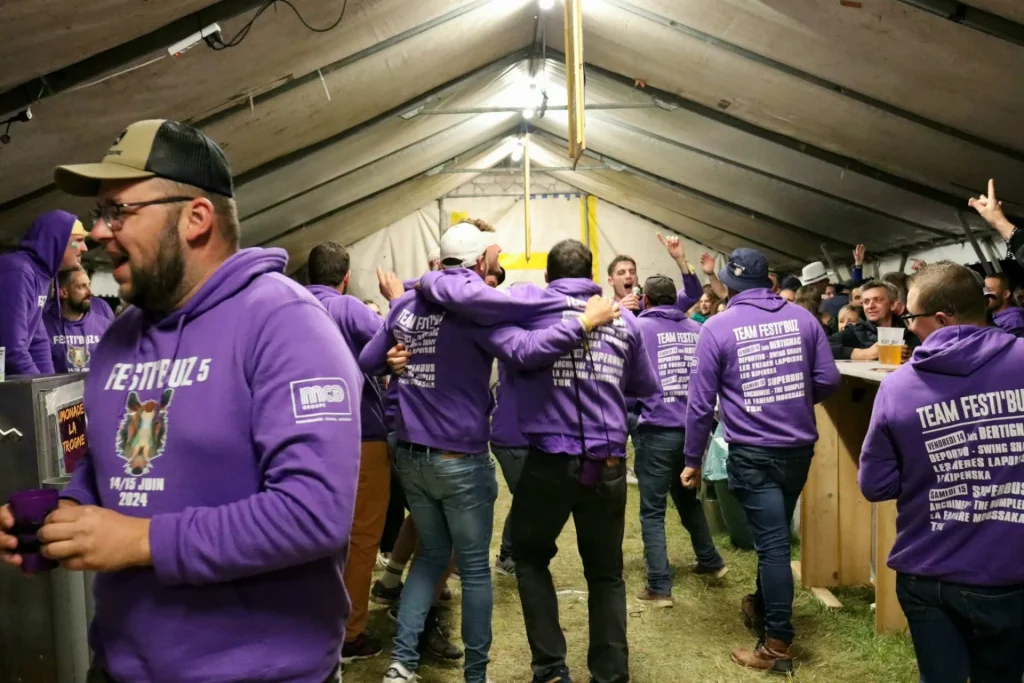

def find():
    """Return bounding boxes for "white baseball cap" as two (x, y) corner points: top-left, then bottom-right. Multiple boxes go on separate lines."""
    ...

(799, 261), (832, 286)
(440, 222), (494, 268)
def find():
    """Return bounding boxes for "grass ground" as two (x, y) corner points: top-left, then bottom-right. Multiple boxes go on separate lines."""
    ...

(348, 477), (919, 683)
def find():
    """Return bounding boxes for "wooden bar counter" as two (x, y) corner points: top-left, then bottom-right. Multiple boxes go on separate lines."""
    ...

(799, 360), (908, 635)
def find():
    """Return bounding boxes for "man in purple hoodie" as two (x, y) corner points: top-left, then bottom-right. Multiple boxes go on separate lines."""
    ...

(359, 224), (619, 683)
(306, 241), (391, 663)
(633, 274), (727, 608)
(860, 261), (1024, 682)
(683, 248), (840, 674)
(985, 273), (1024, 337)
(0, 211), (89, 376)
(1, 120), (361, 683)
(44, 267), (112, 373)
(413, 238), (658, 683)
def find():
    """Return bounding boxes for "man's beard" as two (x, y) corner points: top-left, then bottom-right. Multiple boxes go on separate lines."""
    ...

(67, 297), (92, 315)
(124, 212), (186, 313)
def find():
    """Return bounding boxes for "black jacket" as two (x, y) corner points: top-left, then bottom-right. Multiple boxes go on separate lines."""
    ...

(829, 318), (920, 360)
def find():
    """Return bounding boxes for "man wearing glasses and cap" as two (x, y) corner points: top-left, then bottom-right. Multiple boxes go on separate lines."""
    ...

(860, 261), (1024, 682)
(682, 248), (840, 674)
(0, 211), (89, 376)
(1, 120), (363, 683)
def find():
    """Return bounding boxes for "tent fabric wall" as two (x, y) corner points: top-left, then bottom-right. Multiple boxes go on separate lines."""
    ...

(343, 192), (728, 309)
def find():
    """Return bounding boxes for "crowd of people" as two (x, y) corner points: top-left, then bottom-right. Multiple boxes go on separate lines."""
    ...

(0, 119), (1022, 683)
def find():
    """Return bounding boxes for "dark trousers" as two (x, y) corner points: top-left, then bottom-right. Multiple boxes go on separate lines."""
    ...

(379, 430), (406, 553)
(634, 425), (723, 595)
(727, 443), (813, 644)
(492, 445), (528, 559)
(510, 448), (629, 683)
(897, 573), (1024, 683)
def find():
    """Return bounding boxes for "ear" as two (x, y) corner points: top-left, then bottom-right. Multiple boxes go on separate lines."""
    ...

(342, 272), (351, 292)
(127, 392), (141, 410)
(183, 197), (216, 244)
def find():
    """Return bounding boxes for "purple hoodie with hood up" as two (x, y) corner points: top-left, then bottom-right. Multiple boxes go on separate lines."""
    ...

(0, 210), (77, 376)
(60, 248), (362, 683)
(43, 298), (113, 373)
(416, 270), (659, 457)
(358, 268), (596, 454)
(684, 288), (841, 468)
(993, 306), (1024, 338)
(635, 305), (701, 429)
(859, 325), (1024, 586)
(306, 285), (387, 442)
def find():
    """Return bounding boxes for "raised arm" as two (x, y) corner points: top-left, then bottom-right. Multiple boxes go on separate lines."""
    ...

(358, 324), (399, 377)
(700, 253), (728, 300)
(418, 270), (557, 326)
(149, 301), (361, 585)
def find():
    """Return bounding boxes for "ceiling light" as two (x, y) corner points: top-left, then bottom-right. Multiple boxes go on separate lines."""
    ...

(511, 145), (525, 162)
(398, 105), (424, 120)
(522, 108), (536, 120)
(539, 0), (555, 9)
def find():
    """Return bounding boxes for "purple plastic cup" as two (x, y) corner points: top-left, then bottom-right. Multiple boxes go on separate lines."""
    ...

(8, 488), (60, 573)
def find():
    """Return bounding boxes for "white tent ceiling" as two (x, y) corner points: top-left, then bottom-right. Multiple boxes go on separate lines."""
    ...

(1, 0), (1021, 274)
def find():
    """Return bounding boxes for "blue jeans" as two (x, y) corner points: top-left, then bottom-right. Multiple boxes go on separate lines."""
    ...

(635, 426), (723, 595)
(897, 573), (1024, 683)
(392, 446), (498, 683)
(491, 445), (528, 560)
(727, 444), (813, 644)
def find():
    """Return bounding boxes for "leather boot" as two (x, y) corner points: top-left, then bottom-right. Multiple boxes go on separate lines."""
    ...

(741, 594), (766, 638)
(732, 637), (793, 675)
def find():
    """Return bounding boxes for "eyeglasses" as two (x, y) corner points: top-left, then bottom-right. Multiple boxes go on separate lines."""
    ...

(899, 311), (941, 323)
(89, 196), (195, 229)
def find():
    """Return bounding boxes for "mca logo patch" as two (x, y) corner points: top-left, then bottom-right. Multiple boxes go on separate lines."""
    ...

(67, 346), (90, 371)
(290, 377), (352, 423)
(115, 390), (173, 476)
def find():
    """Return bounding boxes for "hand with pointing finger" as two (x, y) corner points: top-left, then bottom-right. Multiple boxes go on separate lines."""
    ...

(376, 266), (405, 302)
(969, 179), (1016, 240)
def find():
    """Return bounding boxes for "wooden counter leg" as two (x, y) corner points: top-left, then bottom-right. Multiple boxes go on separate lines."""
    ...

(874, 499), (908, 634)
(802, 401), (841, 588)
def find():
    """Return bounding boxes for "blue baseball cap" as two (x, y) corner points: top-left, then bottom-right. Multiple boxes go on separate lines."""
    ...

(718, 248), (773, 292)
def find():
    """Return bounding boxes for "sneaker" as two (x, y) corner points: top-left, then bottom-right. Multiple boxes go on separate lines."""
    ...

(635, 588), (674, 608)
(387, 605), (399, 623)
(376, 552), (391, 570)
(495, 555), (516, 577)
(693, 564), (730, 579)
(382, 661), (417, 682)
(532, 667), (573, 683)
(371, 579), (403, 606)
(422, 609), (463, 660)
(732, 637), (793, 675)
(626, 468), (639, 485)
(741, 594), (766, 639)
(342, 632), (383, 663)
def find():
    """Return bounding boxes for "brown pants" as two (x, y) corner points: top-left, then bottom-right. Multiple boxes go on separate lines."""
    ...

(343, 440), (391, 641)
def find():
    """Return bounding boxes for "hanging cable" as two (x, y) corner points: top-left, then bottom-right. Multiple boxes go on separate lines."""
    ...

(204, 0), (348, 51)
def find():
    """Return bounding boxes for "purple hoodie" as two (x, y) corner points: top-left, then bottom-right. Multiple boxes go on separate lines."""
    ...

(416, 271), (658, 457)
(993, 306), (1024, 338)
(624, 271), (702, 415)
(43, 300), (113, 373)
(684, 289), (841, 468)
(859, 325), (1024, 586)
(0, 210), (76, 376)
(490, 362), (528, 448)
(307, 285), (387, 442)
(60, 248), (362, 683)
(635, 305), (701, 429)
(358, 269), (594, 454)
